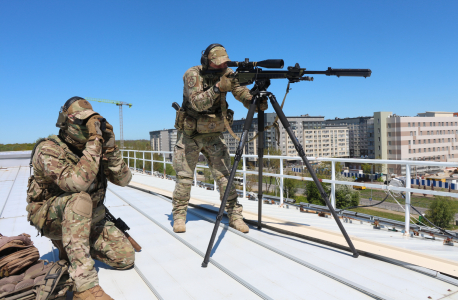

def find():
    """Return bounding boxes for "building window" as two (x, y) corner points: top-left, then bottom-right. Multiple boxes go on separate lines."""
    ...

(389, 141), (391, 145)
(433, 122), (436, 126)
(420, 131), (422, 135)
(419, 148), (422, 153)
(433, 147), (436, 151)
(410, 131), (413, 136)
(413, 140), (416, 144)
(413, 149), (416, 153)
(427, 131), (430, 135)
(378, 118), (380, 123)
(409, 149), (411, 153)
(408, 140), (411, 145)
(413, 122), (416, 127)
(389, 150), (392, 154)
(428, 148), (431, 152)
(389, 132), (392, 137)
(378, 146), (381, 150)
(378, 137), (380, 142)
(408, 122), (411, 127)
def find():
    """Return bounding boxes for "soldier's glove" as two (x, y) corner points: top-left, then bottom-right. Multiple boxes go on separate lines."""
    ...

(258, 96), (268, 112)
(102, 121), (116, 154)
(86, 115), (104, 142)
(218, 73), (232, 93)
(242, 96), (268, 112)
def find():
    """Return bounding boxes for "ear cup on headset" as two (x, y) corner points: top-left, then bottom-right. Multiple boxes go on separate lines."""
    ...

(201, 43), (224, 70)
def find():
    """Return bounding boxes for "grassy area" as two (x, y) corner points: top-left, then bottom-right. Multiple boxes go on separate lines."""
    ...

(358, 188), (458, 209)
(350, 207), (406, 222)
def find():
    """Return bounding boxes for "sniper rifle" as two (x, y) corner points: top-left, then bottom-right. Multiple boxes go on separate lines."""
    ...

(226, 59), (371, 85)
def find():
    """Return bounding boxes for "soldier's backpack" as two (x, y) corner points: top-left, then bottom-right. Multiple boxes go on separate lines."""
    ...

(0, 234), (39, 278)
(0, 260), (72, 300)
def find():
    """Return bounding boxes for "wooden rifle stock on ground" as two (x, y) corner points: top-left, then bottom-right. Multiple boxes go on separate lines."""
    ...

(105, 209), (142, 252)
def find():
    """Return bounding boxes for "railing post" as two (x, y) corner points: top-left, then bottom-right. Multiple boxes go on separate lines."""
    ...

(331, 161), (336, 208)
(280, 158), (284, 205)
(151, 151), (154, 176)
(127, 151), (130, 168)
(134, 151), (137, 172)
(163, 154), (166, 176)
(142, 151), (145, 173)
(405, 164), (411, 234)
(242, 156), (246, 199)
(214, 179), (217, 191)
(194, 169), (197, 187)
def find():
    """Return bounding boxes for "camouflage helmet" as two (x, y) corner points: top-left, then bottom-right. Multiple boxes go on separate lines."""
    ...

(208, 46), (230, 66)
(56, 97), (97, 129)
(201, 44), (230, 70)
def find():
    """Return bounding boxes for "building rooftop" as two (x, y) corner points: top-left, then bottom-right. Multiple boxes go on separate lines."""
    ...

(2, 152), (458, 299)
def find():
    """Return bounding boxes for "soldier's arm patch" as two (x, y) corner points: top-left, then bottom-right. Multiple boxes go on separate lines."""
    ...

(187, 76), (197, 88)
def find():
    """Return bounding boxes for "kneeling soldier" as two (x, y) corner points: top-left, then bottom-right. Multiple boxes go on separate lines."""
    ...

(26, 97), (134, 300)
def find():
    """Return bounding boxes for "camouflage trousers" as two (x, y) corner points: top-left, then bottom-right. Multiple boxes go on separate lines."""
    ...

(172, 131), (243, 222)
(41, 193), (135, 292)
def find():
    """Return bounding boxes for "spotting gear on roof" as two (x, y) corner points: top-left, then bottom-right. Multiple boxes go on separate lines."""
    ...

(0, 234), (39, 278)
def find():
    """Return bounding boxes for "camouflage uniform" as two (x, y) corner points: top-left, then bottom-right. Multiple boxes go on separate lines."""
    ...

(172, 47), (252, 223)
(26, 100), (133, 293)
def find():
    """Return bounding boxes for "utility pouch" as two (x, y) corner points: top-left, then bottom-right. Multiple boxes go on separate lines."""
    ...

(197, 114), (226, 134)
(91, 205), (106, 225)
(226, 109), (235, 127)
(174, 109), (186, 131)
(26, 176), (44, 204)
(183, 115), (197, 136)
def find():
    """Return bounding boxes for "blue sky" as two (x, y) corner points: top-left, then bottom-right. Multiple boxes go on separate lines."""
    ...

(1, 1), (457, 144)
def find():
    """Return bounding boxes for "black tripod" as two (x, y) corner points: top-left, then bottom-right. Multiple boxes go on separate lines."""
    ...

(202, 79), (359, 267)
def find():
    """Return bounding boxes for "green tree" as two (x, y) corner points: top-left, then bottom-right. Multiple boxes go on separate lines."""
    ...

(283, 178), (298, 200)
(263, 147), (282, 193)
(320, 159), (342, 177)
(425, 196), (458, 229)
(361, 163), (372, 174)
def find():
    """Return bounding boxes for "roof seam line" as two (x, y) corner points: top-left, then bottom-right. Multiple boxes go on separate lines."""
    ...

(107, 187), (273, 300)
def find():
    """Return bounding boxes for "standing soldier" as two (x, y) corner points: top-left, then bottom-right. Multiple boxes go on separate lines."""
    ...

(26, 97), (134, 300)
(172, 44), (268, 233)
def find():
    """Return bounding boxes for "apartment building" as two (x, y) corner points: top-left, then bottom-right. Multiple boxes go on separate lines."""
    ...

(149, 128), (177, 158)
(326, 116), (374, 158)
(385, 112), (458, 175)
(222, 113), (277, 157)
(277, 115), (349, 159)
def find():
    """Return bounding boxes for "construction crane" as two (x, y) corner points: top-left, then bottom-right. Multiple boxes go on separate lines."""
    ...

(84, 97), (132, 149)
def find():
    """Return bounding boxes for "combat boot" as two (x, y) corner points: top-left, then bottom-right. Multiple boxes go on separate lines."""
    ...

(73, 285), (113, 300)
(229, 219), (249, 233)
(51, 239), (69, 262)
(173, 219), (186, 233)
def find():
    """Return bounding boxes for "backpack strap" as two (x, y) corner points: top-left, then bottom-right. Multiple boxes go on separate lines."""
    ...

(35, 260), (69, 300)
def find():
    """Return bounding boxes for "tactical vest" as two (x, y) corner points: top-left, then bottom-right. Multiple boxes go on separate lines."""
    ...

(26, 135), (106, 231)
(176, 66), (234, 136)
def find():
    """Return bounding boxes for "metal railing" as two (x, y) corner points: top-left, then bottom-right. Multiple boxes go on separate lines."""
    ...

(121, 149), (458, 234)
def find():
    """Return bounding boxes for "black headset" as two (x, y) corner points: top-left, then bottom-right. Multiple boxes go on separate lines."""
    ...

(63, 96), (84, 112)
(56, 96), (85, 129)
(201, 43), (224, 71)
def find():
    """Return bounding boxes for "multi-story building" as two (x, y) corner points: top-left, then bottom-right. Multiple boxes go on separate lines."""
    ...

(386, 112), (458, 175)
(326, 116), (374, 158)
(149, 128), (177, 159)
(223, 113), (277, 158)
(277, 115), (349, 159)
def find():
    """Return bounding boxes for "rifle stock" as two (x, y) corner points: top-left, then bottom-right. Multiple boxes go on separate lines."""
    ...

(125, 232), (142, 252)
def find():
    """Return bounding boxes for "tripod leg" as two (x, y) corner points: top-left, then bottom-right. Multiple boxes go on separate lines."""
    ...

(269, 94), (359, 258)
(202, 96), (259, 267)
(257, 107), (264, 229)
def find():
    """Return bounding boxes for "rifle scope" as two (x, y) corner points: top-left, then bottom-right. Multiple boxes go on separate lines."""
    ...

(227, 59), (284, 69)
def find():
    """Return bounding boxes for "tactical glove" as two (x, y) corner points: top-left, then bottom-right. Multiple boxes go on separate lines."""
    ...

(102, 121), (116, 153)
(243, 96), (268, 112)
(218, 73), (232, 93)
(86, 115), (103, 141)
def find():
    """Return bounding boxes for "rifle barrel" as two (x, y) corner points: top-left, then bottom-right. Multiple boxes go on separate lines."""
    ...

(302, 68), (372, 78)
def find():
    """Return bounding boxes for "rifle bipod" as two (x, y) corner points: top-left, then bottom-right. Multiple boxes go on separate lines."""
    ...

(202, 80), (359, 268)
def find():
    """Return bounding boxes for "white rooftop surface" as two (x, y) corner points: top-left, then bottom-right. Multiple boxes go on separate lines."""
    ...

(131, 172), (458, 263)
(1, 155), (458, 299)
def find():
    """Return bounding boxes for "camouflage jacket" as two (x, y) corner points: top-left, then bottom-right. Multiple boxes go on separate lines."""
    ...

(26, 135), (131, 223)
(182, 66), (251, 115)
